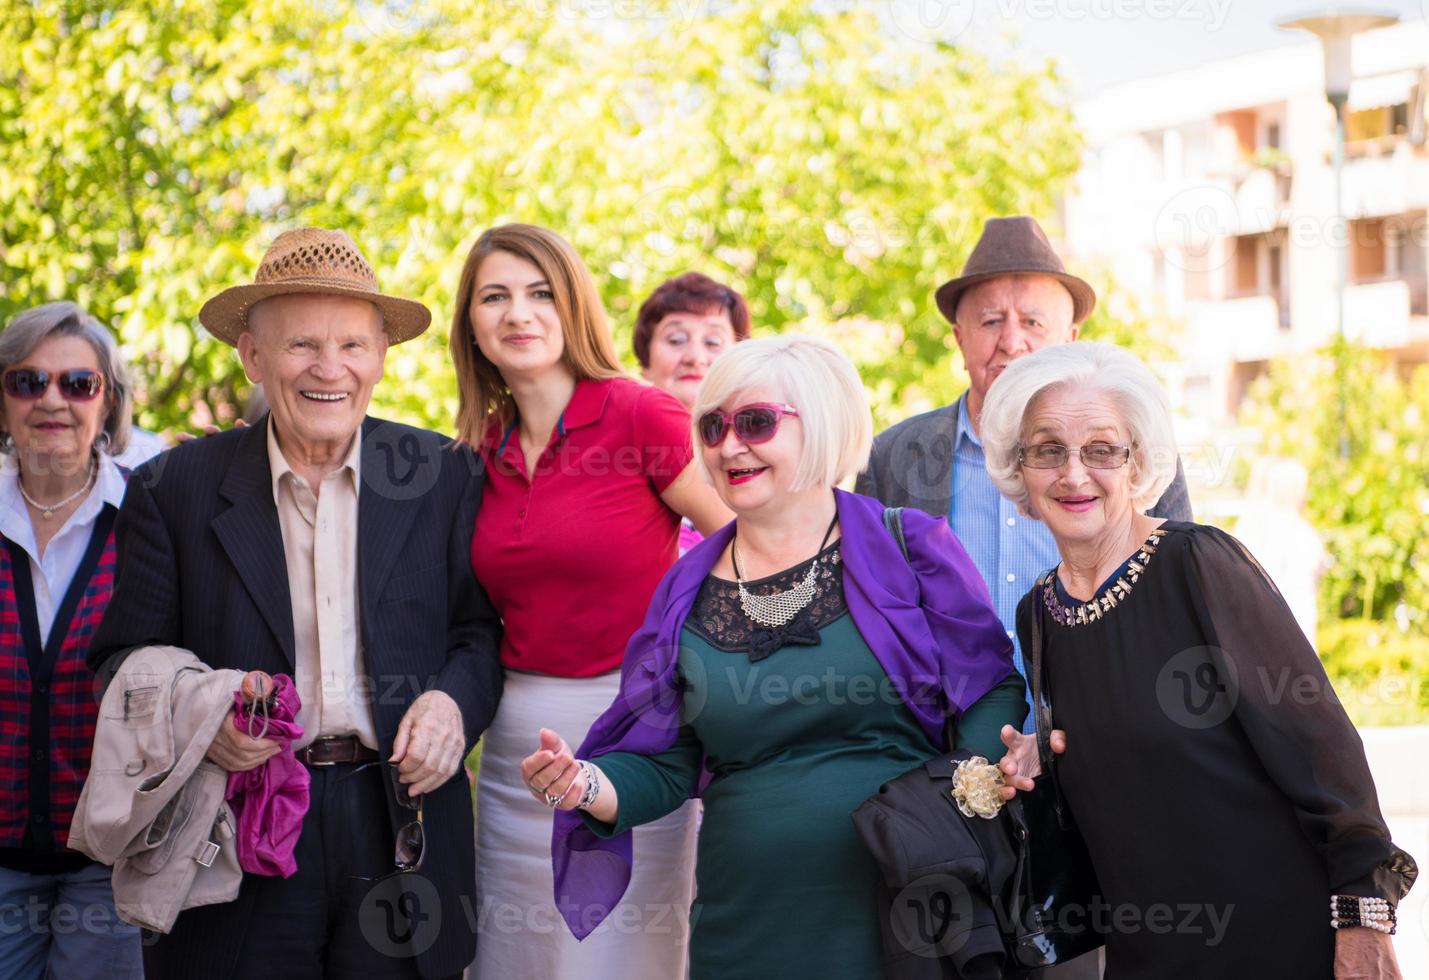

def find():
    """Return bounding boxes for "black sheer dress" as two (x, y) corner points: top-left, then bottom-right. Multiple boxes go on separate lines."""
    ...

(1015, 521), (1416, 979)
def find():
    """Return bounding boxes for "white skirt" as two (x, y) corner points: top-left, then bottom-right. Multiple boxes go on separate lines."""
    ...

(471, 669), (698, 980)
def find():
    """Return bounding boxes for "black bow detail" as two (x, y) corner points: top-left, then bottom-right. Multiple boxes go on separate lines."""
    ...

(746, 618), (823, 663)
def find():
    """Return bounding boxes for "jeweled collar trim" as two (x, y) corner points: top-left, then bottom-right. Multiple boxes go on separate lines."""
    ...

(1040, 528), (1168, 627)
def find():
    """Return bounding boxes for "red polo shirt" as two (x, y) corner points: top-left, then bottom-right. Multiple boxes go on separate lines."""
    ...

(472, 377), (694, 677)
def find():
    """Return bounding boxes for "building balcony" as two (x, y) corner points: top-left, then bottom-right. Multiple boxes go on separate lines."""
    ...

(1344, 279), (1428, 347)
(1342, 146), (1429, 218)
(1185, 294), (1284, 363)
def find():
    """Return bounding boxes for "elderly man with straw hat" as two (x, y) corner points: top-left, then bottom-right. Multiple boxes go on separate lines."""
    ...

(88, 228), (503, 980)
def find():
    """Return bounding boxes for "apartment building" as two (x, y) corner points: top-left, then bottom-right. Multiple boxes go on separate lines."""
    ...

(1064, 20), (1429, 442)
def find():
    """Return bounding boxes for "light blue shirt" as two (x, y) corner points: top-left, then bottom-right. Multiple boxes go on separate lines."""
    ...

(949, 397), (1060, 732)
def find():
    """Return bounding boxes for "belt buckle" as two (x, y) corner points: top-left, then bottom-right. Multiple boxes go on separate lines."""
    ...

(306, 735), (349, 767)
(196, 840), (221, 868)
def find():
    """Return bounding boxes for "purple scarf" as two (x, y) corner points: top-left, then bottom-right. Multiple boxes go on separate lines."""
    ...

(552, 489), (1012, 938)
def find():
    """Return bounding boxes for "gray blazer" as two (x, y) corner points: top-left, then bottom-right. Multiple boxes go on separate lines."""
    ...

(854, 395), (1193, 521)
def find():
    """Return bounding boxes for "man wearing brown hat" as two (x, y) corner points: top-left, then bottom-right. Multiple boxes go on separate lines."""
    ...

(856, 214), (1191, 706)
(88, 228), (503, 979)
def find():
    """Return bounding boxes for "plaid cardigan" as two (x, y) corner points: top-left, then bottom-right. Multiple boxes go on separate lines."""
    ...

(0, 504), (119, 853)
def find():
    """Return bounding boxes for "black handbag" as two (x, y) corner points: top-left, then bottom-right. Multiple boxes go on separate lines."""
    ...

(1001, 570), (1106, 968)
(875, 509), (1105, 972)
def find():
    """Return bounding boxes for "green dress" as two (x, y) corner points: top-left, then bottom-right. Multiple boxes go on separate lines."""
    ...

(585, 541), (1025, 980)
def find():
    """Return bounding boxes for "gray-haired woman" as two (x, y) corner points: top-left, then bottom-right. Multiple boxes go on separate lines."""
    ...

(0, 302), (142, 979)
(982, 341), (1415, 979)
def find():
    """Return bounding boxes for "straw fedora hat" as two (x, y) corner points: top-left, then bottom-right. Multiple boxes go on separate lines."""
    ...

(199, 227), (431, 345)
(934, 216), (1096, 326)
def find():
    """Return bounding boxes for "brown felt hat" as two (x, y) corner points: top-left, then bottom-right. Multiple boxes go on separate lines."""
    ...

(198, 227), (431, 346)
(934, 216), (1096, 326)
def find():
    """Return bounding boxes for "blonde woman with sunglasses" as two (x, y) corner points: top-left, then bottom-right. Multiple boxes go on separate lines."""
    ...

(525, 334), (1026, 980)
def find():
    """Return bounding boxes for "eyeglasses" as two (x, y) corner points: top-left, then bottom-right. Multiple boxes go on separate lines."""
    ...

(347, 764), (424, 881)
(2, 368), (104, 402)
(1018, 442), (1133, 470)
(697, 402), (799, 448)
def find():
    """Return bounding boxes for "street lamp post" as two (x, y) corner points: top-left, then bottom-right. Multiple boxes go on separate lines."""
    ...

(1278, 9), (1398, 460)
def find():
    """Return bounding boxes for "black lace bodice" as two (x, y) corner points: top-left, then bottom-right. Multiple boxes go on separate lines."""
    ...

(685, 540), (848, 661)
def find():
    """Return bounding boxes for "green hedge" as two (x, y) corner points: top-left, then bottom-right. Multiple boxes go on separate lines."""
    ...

(1319, 621), (1429, 728)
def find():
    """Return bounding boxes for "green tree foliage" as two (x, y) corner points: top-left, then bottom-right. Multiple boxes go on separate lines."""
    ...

(1239, 344), (1429, 638)
(0, 0), (1086, 432)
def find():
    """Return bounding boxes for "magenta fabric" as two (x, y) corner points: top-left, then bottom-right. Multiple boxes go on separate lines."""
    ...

(677, 519), (703, 555)
(224, 674), (310, 877)
(552, 489), (1015, 938)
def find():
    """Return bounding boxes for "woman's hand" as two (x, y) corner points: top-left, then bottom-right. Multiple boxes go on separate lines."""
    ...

(1334, 926), (1402, 979)
(996, 723), (1066, 800)
(174, 418), (247, 443)
(521, 728), (587, 810)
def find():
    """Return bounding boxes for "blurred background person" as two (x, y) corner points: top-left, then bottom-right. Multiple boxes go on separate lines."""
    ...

(1236, 455), (1328, 647)
(633, 272), (752, 554)
(449, 224), (730, 979)
(0, 302), (141, 979)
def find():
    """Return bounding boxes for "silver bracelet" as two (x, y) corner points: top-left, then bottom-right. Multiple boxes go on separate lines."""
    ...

(1330, 895), (1396, 935)
(575, 760), (601, 810)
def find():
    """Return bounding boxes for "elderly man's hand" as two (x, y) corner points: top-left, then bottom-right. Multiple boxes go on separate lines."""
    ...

(206, 708), (283, 772)
(391, 690), (466, 796)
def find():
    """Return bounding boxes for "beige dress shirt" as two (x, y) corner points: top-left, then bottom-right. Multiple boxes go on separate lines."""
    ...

(267, 420), (377, 750)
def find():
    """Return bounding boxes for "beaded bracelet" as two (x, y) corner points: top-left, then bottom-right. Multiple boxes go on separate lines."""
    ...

(575, 759), (602, 811)
(1330, 895), (1396, 935)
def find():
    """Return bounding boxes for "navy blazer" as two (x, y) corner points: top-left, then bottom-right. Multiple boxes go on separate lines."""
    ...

(87, 416), (503, 980)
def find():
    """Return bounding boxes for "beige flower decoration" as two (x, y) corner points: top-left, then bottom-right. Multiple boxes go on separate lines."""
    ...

(950, 756), (1005, 819)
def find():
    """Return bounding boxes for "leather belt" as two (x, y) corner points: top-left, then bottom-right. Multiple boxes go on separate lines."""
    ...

(296, 735), (379, 767)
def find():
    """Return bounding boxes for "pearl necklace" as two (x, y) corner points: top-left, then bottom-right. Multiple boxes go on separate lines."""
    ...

(731, 514), (838, 629)
(20, 459), (96, 520)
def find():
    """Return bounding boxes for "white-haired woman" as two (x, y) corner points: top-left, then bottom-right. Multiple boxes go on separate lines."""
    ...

(0, 302), (141, 979)
(982, 341), (1414, 979)
(522, 335), (1027, 978)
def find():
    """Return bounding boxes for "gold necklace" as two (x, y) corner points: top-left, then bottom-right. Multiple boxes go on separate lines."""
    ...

(19, 459), (96, 520)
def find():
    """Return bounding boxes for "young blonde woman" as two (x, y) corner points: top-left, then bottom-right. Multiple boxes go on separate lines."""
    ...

(450, 224), (729, 979)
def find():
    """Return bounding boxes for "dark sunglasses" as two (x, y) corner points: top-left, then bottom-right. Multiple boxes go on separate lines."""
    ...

(390, 766), (424, 876)
(347, 764), (424, 881)
(2, 368), (104, 402)
(697, 402), (800, 448)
